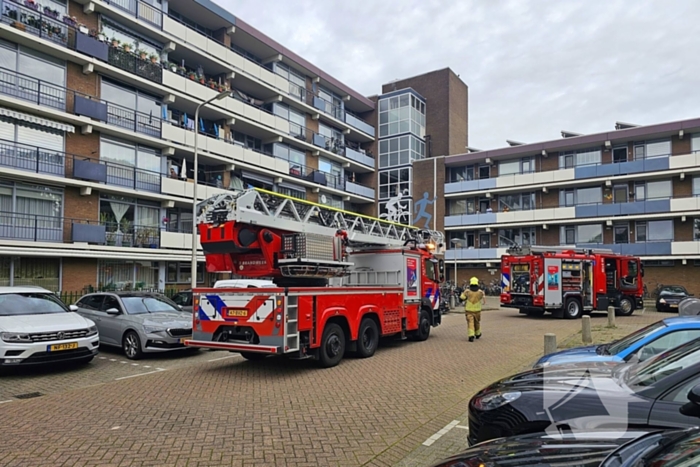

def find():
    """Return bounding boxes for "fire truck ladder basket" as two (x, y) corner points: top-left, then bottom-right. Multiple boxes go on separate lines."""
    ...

(197, 188), (445, 249)
(506, 245), (615, 255)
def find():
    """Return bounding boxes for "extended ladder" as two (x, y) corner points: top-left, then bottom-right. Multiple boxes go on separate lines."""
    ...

(197, 188), (445, 250)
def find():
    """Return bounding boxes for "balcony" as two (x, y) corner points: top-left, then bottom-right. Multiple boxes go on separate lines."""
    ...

(103, 0), (162, 28)
(0, 211), (107, 244)
(1, 0), (75, 49)
(445, 212), (497, 227)
(107, 46), (162, 84)
(345, 146), (374, 168)
(100, 221), (160, 248)
(445, 248), (507, 261)
(578, 242), (672, 256)
(575, 199), (671, 218)
(344, 112), (375, 137)
(574, 156), (669, 180)
(345, 180), (374, 199)
(445, 178), (497, 194)
(311, 133), (344, 156)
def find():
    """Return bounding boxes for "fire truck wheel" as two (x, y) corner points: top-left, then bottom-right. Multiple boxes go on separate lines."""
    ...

(240, 352), (267, 361)
(564, 298), (582, 319)
(617, 297), (635, 316)
(412, 309), (431, 341)
(318, 323), (345, 368)
(356, 318), (379, 358)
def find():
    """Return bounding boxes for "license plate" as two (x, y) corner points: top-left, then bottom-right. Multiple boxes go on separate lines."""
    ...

(225, 308), (248, 317)
(671, 304), (678, 308)
(180, 337), (190, 343)
(48, 342), (78, 352)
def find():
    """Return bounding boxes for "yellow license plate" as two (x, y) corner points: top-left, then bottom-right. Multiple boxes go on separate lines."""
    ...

(48, 342), (78, 351)
(180, 337), (190, 343)
(226, 308), (248, 317)
(671, 304), (678, 308)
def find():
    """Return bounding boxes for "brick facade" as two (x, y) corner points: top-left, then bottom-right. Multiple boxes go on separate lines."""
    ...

(62, 258), (98, 292)
(412, 157), (445, 232)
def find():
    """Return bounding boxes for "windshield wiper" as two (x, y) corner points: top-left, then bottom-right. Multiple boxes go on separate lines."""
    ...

(633, 431), (691, 465)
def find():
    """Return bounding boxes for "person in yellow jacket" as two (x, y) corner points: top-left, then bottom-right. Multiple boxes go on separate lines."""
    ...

(460, 277), (486, 342)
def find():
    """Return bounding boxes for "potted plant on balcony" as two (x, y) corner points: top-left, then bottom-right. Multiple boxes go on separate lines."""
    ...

(97, 28), (106, 41)
(207, 78), (217, 89)
(43, 6), (58, 18)
(121, 42), (132, 53)
(198, 74), (206, 85)
(136, 49), (146, 60)
(24, 0), (38, 10)
(110, 37), (120, 47)
(62, 15), (76, 26)
(147, 227), (158, 248)
(77, 22), (88, 34)
(177, 65), (186, 75)
(187, 70), (196, 80)
(149, 53), (158, 64)
(12, 20), (25, 31)
(217, 83), (227, 93)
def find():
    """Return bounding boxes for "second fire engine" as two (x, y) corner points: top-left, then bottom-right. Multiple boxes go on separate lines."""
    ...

(185, 188), (446, 368)
(500, 245), (644, 319)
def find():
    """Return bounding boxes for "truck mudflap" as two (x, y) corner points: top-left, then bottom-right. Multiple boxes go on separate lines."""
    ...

(184, 340), (280, 354)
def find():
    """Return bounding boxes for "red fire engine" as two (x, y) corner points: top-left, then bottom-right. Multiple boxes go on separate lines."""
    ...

(500, 245), (644, 319)
(184, 188), (446, 368)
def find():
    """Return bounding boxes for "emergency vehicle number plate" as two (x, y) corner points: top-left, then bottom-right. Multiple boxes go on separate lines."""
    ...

(225, 308), (248, 317)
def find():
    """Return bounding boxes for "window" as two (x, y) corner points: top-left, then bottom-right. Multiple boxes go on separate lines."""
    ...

(560, 224), (603, 244)
(636, 220), (673, 242)
(98, 260), (159, 290)
(613, 185), (628, 204)
(498, 228), (536, 247)
(0, 40), (66, 108)
(379, 168), (411, 199)
(612, 146), (628, 163)
(77, 295), (104, 311)
(499, 192), (535, 212)
(693, 134), (700, 153)
(0, 117), (65, 176)
(165, 208), (192, 233)
(319, 157), (343, 189)
(270, 103), (305, 138)
(99, 194), (160, 248)
(560, 187), (602, 207)
(558, 148), (601, 168)
(319, 192), (343, 209)
(636, 330), (700, 364)
(102, 295), (122, 313)
(498, 157), (534, 176)
(378, 92), (425, 138)
(165, 262), (203, 284)
(272, 62), (306, 101)
(614, 224), (629, 244)
(278, 186), (306, 200)
(378, 135), (424, 168)
(0, 257), (60, 290)
(643, 260), (675, 267)
(633, 139), (671, 160)
(100, 137), (161, 192)
(102, 19), (162, 57)
(478, 165), (490, 179)
(692, 177), (700, 197)
(694, 219), (700, 241)
(448, 231), (475, 248)
(318, 122), (344, 153)
(268, 143), (306, 169)
(448, 166), (474, 183)
(231, 131), (262, 152)
(0, 181), (63, 242)
(101, 79), (161, 136)
(317, 87), (343, 120)
(634, 180), (672, 201)
(448, 199), (475, 216)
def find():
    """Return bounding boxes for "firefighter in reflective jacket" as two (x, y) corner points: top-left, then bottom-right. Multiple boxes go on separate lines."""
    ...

(460, 277), (486, 342)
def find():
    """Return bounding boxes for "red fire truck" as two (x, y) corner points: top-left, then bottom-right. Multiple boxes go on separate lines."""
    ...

(184, 188), (446, 368)
(500, 245), (644, 319)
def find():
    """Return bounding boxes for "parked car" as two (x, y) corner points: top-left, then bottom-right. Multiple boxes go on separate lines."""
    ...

(171, 290), (192, 313)
(432, 392), (700, 467)
(467, 336), (700, 446)
(657, 285), (693, 312)
(0, 287), (98, 366)
(534, 317), (700, 368)
(74, 292), (193, 360)
(213, 279), (276, 288)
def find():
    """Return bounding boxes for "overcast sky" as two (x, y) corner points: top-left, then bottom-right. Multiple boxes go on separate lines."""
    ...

(218, 0), (700, 151)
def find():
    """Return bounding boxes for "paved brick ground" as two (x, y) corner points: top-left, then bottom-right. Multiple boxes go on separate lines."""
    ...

(0, 300), (665, 466)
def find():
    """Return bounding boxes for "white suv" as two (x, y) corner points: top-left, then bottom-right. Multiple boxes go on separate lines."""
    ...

(0, 287), (99, 367)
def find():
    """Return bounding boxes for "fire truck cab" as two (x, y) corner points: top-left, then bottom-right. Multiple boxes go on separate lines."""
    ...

(500, 245), (644, 319)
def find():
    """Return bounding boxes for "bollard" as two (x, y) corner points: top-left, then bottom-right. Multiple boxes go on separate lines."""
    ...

(582, 315), (592, 344)
(608, 306), (616, 328)
(544, 333), (557, 356)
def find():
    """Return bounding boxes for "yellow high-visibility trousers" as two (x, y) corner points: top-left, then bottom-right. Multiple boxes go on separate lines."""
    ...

(466, 311), (481, 338)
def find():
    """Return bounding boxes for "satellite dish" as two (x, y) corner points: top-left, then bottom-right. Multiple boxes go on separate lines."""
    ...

(321, 195), (327, 203)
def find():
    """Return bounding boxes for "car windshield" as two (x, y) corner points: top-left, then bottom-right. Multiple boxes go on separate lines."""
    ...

(172, 293), (190, 306)
(642, 430), (700, 466)
(0, 292), (68, 316)
(624, 337), (700, 388)
(607, 321), (666, 355)
(121, 297), (180, 315)
(661, 287), (687, 295)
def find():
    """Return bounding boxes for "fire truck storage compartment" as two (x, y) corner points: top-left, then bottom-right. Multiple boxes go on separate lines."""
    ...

(544, 258), (563, 308)
(511, 263), (531, 294)
(343, 251), (423, 302)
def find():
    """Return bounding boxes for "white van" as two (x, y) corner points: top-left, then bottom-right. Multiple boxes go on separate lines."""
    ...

(213, 279), (276, 288)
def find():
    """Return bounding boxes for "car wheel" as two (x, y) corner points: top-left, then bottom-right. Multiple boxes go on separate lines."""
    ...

(564, 298), (582, 319)
(122, 331), (143, 360)
(356, 317), (379, 358)
(317, 323), (345, 368)
(616, 297), (634, 316)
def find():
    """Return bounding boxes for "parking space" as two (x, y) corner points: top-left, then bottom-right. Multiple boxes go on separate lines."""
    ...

(0, 300), (666, 466)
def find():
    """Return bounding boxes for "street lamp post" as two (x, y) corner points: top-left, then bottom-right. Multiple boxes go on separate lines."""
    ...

(191, 89), (232, 290)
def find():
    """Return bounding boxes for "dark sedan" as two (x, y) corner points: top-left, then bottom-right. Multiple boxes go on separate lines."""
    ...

(467, 336), (700, 447)
(657, 286), (692, 312)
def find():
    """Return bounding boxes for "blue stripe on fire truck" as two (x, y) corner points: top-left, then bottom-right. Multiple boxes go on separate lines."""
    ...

(501, 273), (510, 292)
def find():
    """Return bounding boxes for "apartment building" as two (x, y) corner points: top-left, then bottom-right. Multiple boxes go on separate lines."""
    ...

(413, 118), (700, 294)
(0, 0), (380, 292)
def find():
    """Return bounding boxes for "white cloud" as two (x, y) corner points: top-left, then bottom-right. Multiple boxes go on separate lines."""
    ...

(217, 0), (700, 150)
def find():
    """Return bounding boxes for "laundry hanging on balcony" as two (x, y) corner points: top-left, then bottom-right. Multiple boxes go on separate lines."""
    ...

(0, 107), (75, 133)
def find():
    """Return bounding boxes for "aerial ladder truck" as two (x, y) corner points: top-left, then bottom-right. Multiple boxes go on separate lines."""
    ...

(185, 188), (446, 368)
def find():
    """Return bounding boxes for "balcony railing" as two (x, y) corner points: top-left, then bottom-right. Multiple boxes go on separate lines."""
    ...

(0, 211), (108, 244)
(0, 66), (162, 138)
(103, 0), (163, 28)
(101, 221), (160, 248)
(1, 0), (76, 49)
(0, 138), (162, 193)
(108, 46), (162, 83)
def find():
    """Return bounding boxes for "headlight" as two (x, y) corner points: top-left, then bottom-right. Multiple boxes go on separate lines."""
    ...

(143, 326), (165, 334)
(659, 298), (666, 304)
(86, 325), (98, 337)
(2, 332), (31, 342)
(473, 391), (522, 411)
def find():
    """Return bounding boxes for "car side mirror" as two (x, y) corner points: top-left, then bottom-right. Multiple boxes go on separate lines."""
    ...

(105, 308), (120, 315)
(178, 305), (183, 310)
(680, 384), (700, 418)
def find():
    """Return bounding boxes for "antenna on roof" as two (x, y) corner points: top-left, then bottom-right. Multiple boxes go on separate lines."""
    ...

(561, 131), (583, 138)
(615, 121), (639, 130)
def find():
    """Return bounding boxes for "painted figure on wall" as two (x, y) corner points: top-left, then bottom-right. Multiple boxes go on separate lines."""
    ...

(382, 189), (410, 223)
(413, 192), (436, 229)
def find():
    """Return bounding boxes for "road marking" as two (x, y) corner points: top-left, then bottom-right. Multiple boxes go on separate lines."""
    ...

(455, 425), (469, 430)
(120, 361), (128, 364)
(109, 359), (116, 362)
(0, 400), (13, 405)
(99, 357), (106, 359)
(422, 420), (460, 446)
(131, 363), (138, 366)
(143, 366), (151, 368)
(114, 369), (166, 381)
(207, 355), (240, 362)
(111, 426), (121, 430)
